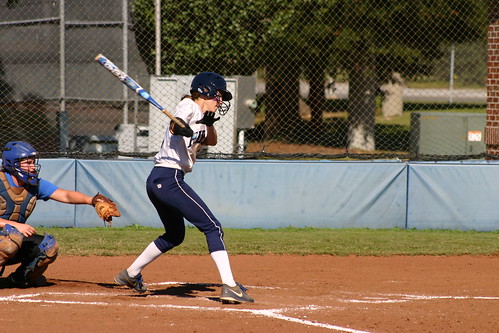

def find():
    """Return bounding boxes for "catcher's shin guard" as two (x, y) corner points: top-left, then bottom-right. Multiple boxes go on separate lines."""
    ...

(0, 224), (24, 267)
(25, 233), (59, 284)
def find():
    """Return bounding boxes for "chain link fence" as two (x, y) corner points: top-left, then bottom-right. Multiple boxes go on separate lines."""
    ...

(0, 0), (491, 160)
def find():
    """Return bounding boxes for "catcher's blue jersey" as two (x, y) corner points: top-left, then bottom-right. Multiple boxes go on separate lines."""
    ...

(0, 171), (58, 222)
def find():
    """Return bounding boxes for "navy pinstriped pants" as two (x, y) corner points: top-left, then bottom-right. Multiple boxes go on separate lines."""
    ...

(146, 166), (226, 254)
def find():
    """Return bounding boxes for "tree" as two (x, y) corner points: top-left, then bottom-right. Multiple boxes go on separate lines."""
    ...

(131, 0), (488, 151)
(261, 0), (337, 140)
(131, 0), (335, 141)
(331, 0), (487, 150)
(131, 0), (266, 76)
(258, 0), (486, 148)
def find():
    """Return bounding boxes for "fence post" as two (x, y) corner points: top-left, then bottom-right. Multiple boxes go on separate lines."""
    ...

(485, 2), (499, 155)
(58, 0), (68, 152)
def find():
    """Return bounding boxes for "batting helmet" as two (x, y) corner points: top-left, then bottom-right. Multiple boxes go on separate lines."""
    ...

(190, 72), (232, 101)
(190, 72), (232, 116)
(1, 141), (41, 186)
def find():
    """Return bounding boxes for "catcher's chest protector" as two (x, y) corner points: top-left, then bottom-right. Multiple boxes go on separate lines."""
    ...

(0, 172), (37, 223)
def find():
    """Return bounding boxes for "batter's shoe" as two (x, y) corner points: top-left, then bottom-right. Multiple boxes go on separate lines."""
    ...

(114, 269), (147, 293)
(220, 283), (254, 304)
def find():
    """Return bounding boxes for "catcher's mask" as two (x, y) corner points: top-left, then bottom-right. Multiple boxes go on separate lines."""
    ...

(190, 72), (232, 116)
(2, 141), (41, 186)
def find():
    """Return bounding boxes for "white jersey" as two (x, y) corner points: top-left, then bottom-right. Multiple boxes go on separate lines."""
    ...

(153, 98), (208, 173)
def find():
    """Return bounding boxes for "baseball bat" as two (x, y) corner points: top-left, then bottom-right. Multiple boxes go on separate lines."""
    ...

(94, 54), (184, 127)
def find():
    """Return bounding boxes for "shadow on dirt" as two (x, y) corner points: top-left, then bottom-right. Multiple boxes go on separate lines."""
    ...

(150, 282), (220, 301)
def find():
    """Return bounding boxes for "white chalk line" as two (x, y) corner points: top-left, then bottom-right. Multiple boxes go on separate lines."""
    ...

(4, 288), (495, 333)
(341, 292), (499, 304)
(0, 290), (370, 333)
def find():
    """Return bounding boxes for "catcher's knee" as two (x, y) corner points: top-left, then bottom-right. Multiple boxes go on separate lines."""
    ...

(0, 224), (24, 266)
(28, 233), (59, 270)
(24, 233), (59, 282)
(38, 233), (59, 265)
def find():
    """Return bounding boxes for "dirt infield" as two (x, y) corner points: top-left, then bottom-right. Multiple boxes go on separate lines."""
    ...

(0, 255), (498, 333)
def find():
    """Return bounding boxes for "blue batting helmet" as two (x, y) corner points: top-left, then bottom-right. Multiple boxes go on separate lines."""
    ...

(190, 72), (232, 101)
(2, 141), (41, 186)
(190, 72), (232, 115)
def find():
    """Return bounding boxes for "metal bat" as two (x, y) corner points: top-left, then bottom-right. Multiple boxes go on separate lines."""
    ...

(94, 54), (184, 128)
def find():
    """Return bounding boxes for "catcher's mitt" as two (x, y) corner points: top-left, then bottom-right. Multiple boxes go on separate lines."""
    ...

(92, 193), (121, 226)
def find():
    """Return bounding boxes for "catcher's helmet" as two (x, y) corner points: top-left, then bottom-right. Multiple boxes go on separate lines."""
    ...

(1, 141), (41, 186)
(190, 72), (232, 115)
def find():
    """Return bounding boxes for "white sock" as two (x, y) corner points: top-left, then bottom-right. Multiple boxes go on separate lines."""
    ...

(127, 242), (163, 277)
(210, 250), (236, 287)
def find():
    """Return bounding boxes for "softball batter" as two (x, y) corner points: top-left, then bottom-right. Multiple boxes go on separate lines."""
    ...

(115, 72), (254, 303)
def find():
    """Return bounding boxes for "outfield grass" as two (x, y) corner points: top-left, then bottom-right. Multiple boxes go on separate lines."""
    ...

(37, 226), (499, 257)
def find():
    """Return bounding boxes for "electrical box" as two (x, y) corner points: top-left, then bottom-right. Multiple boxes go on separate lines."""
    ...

(410, 112), (486, 155)
(115, 124), (149, 153)
(147, 75), (256, 155)
(68, 135), (118, 153)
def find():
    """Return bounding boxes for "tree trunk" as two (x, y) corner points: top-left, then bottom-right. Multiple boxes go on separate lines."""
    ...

(347, 59), (376, 151)
(306, 57), (326, 139)
(380, 72), (404, 119)
(264, 60), (301, 141)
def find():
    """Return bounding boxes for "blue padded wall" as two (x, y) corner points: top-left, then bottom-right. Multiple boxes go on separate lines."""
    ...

(21, 159), (499, 231)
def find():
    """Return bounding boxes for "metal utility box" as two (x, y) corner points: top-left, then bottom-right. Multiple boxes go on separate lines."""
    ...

(115, 124), (149, 153)
(147, 75), (256, 154)
(68, 135), (118, 153)
(410, 112), (486, 155)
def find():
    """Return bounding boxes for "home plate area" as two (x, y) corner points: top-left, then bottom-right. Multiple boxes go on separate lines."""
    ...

(0, 255), (497, 332)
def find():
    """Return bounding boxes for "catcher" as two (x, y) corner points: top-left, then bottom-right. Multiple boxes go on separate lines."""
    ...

(0, 141), (120, 288)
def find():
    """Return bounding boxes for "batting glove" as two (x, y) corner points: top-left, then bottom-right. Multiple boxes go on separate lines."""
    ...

(169, 117), (194, 137)
(196, 111), (220, 127)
